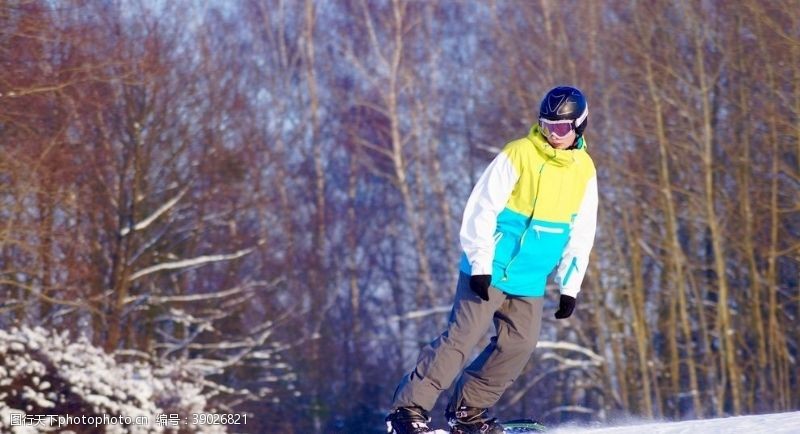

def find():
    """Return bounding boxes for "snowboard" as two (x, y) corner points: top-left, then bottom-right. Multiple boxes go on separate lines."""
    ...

(502, 419), (547, 432)
(430, 418), (546, 433)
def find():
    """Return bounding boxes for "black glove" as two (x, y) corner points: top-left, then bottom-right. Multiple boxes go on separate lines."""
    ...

(469, 275), (492, 301)
(554, 295), (576, 319)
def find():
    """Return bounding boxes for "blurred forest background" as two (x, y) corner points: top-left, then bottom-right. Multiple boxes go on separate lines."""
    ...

(1, 0), (798, 433)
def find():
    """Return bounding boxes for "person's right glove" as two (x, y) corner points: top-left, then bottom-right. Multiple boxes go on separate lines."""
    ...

(554, 294), (576, 319)
(469, 275), (492, 301)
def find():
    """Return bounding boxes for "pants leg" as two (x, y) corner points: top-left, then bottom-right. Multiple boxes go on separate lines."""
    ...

(391, 273), (506, 411)
(447, 295), (544, 411)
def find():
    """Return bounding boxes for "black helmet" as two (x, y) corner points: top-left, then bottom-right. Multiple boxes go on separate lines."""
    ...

(539, 86), (588, 137)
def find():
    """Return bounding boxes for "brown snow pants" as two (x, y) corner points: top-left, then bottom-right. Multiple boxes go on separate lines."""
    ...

(391, 272), (544, 412)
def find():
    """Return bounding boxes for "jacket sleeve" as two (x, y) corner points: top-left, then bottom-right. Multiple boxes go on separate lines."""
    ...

(555, 175), (598, 298)
(459, 151), (519, 276)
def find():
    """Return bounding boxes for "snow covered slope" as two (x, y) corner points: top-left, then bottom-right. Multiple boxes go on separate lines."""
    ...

(430, 411), (800, 434)
(549, 411), (800, 434)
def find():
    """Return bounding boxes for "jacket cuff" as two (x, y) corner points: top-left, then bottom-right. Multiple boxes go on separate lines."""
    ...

(470, 261), (493, 276)
(560, 286), (580, 298)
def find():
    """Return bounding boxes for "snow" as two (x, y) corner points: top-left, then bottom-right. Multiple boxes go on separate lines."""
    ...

(428, 411), (800, 434)
(0, 327), (223, 433)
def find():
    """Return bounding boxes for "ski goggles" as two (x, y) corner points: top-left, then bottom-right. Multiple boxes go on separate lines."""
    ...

(539, 118), (574, 138)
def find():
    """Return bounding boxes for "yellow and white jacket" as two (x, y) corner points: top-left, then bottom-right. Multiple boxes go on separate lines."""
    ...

(458, 125), (598, 297)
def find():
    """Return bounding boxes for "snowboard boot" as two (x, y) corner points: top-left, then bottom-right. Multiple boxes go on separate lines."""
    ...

(447, 406), (504, 434)
(386, 406), (433, 434)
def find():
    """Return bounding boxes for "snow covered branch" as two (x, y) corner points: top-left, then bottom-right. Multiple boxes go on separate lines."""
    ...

(536, 341), (605, 365)
(128, 247), (255, 281)
(387, 305), (451, 322)
(120, 186), (189, 237)
(0, 327), (223, 433)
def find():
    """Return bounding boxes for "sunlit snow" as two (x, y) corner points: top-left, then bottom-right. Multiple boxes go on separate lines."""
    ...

(429, 411), (800, 434)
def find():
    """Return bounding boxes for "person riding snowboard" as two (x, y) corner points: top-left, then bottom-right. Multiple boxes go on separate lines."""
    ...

(386, 86), (598, 434)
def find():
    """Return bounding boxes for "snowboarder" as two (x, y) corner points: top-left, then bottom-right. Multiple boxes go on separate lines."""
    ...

(386, 86), (598, 434)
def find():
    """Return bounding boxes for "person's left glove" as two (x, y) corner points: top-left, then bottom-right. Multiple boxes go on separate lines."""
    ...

(554, 295), (576, 319)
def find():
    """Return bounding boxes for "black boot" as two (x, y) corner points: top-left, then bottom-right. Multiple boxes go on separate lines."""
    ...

(386, 407), (433, 434)
(447, 406), (504, 434)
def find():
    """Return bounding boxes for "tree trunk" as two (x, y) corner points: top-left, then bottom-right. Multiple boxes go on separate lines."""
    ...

(644, 54), (703, 417)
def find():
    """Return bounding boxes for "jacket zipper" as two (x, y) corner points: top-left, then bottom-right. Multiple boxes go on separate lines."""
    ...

(502, 228), (529, 281)
(503, 161), (547, 281)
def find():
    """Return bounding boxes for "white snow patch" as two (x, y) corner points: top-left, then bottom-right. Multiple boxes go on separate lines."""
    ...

(549, 411), (800, 434)
(428, 411), (800, 434)
(0, 326), (224, 433)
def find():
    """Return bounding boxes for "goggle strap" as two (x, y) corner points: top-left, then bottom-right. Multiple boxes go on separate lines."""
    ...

(575, 106), (588, 127)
